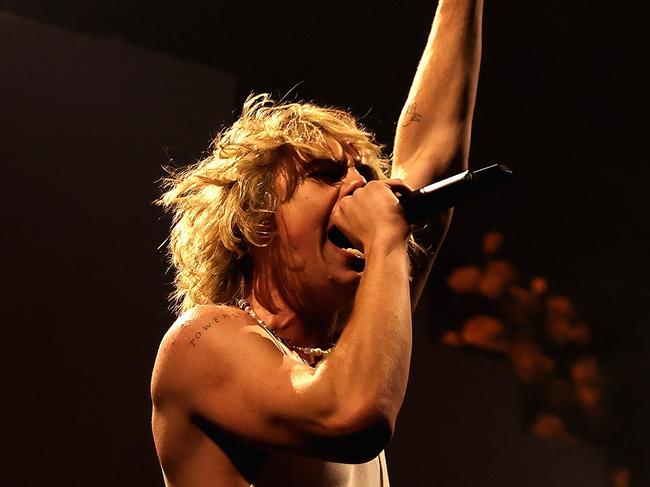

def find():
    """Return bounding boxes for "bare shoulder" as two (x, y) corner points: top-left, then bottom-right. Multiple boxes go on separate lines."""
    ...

(150, 304), (259, 407)
(163, 304), (253, 350)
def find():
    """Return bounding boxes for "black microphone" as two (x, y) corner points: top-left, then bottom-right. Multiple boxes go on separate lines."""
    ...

(397, 163), (513, 224)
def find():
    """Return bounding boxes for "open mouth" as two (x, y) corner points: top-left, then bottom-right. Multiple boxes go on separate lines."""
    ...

(327, 226), (366, 270)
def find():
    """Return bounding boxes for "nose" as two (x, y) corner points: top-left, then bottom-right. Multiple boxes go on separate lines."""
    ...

(341, 165), (367, 195)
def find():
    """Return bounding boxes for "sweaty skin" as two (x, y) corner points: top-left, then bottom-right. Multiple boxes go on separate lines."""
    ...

(151, 1), (483, 485)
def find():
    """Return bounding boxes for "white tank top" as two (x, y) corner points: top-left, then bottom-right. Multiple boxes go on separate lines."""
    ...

(250, 325), (390, 487)
(252, 449), (390, 486)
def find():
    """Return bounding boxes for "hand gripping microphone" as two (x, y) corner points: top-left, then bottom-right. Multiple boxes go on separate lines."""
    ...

(327, 163), (513, 249)
(397, 163), (513, 224)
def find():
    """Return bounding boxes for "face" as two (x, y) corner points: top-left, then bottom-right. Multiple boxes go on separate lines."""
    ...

(253, 139), (380, 313)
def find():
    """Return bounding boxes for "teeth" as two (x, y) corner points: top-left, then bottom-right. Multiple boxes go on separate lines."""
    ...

(344, 248), (365, 259)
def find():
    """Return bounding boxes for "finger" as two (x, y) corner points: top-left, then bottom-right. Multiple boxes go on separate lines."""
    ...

(383, 178), (414, 198)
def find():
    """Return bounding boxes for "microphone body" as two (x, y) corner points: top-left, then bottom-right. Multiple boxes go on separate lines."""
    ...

(397, 163), (513, 224)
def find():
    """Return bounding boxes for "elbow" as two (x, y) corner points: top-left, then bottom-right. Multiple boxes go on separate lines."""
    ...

(322, 402), (396, 463)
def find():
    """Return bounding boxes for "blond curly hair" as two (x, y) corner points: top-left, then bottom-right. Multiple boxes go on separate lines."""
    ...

(158, 93), (390, 314)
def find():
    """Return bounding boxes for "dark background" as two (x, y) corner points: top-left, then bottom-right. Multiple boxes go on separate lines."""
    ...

(1, 0), (648, 485)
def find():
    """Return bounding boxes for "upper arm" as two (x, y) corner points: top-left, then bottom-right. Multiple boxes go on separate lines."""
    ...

(151, 306), (390, 463)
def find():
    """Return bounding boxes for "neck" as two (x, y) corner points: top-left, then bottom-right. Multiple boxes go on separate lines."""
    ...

(247, 248), (354, 348)
(247, 288), (339, 349)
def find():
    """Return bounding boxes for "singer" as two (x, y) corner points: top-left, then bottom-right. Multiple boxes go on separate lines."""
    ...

(151, 1), (483, 485)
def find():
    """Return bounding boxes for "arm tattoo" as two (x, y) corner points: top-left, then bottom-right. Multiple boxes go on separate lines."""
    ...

(188, 317), (219, 347)
(401, 102), (423, 127)
(187, 312), (243, 347)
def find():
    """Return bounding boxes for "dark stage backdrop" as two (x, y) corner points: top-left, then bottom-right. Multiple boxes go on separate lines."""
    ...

(2, 1), (649, 485)
(0, 13), (236, 486)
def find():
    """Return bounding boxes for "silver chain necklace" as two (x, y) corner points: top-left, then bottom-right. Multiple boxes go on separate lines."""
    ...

(236, 299), (334, 359)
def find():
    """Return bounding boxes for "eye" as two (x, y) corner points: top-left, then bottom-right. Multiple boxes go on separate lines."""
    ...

(306, 160), (347, 185)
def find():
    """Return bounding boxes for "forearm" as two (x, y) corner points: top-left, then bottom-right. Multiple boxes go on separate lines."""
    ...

(320, 242), (412, 428)
(393, 0), (483, 187)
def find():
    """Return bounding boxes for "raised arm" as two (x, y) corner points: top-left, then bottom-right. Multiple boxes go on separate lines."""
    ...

(393, 0), (483, 184)
(391, 0), (484, 306)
